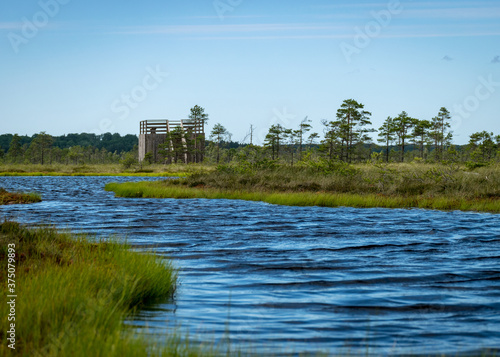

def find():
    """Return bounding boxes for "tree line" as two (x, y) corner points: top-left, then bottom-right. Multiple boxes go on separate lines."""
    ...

(1, 132), (138, 165)
(206, 99), (500, 168)
(1, 100), (499, 167)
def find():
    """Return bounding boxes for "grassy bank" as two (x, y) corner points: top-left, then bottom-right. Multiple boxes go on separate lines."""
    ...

(0, 188), (41, 205)
(0, 163), (213, 177)
(105, 163), (500, 212)
(0, 172), (185, 177)
(0, 220), (219, 357)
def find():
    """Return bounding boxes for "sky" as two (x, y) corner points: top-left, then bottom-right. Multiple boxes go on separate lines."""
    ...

(0, 0), (499, 145)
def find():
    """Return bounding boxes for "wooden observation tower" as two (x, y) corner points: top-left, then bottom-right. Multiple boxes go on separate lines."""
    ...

(139, 119), (205, 164)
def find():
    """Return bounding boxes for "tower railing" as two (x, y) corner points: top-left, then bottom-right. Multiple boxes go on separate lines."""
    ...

(139, 119), (204, 135)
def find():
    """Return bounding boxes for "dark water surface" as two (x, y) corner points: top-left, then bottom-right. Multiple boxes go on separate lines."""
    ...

(1, 176), (500, 355)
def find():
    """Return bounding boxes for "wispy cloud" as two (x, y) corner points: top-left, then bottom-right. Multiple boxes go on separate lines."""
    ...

(3, 19), (499, 41)
(314, 0), (499, 8)
(442, 55), (454, 62)
(109, 22), (500, 40)
(311, 1), (500, 22)
(111, 23), (348, 35)
(194, 32), (500, 41)
(492, 55), (500, 63)
(400, 7), (500, 20)
(182, 15), (271, 20)
(0, 21), (65, 32)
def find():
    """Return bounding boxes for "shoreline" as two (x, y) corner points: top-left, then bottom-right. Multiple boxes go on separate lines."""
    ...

(0, 172), (187, 177)
(105, 181), (500, 213)
(0, 220), (219, 356)
(0, 163), (211, 177)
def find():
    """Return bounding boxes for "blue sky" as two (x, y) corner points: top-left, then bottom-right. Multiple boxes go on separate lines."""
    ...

(1, 0), (499, 144)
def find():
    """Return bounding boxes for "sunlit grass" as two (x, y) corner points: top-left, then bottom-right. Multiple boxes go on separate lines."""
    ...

(0, 163), (214, 177)
(105, 162), (500, 213)
(0, 220), (230, 357)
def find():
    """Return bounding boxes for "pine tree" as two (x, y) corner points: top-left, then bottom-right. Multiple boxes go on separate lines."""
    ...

(264, 124), (285, 160)
(28, 132), (53, 165)
(392, 111), (414, 162)
(468, 131), (496, 162)
(412, 119), (432, 159)
(7, 134), (23, 163)
(294, 116), (312, 161)
(210, 123), (231, 164)
(188, 105), (209, 162)
(335, 99), (373, 162)
(377, 117), (396, 163)
(430, 107), (452, 161)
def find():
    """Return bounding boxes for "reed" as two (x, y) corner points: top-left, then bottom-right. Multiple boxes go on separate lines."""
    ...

(0, 220), (224, 357)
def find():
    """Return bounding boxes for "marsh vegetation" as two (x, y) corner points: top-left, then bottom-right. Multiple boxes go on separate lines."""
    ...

(0, 188), (41, 205)
(106, 162), (500, 212)
(0, 220), (229, 357)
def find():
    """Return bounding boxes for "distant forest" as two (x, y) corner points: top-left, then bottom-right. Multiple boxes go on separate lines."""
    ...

(0, 131), (243, 166)
(0, 132), (139, 165)
(1, 99), (499, 168)
(0, 133), (138, 154)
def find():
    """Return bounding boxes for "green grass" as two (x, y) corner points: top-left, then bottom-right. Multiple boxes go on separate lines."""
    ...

(0, 171), (187, 177)
(0, 188), (41, 205)
(105, 180), (500, 212)
(0, 163), (214, 177)
(105, 163), (500, 213)
(0, 220), (225, 357)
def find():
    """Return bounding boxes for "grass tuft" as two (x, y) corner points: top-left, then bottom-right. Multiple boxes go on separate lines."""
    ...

(0, 188), (41, 205)
(0, 220), (227, 357)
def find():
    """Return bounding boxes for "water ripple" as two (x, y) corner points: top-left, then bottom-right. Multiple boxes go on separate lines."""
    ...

(1, 176), (500, 355)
